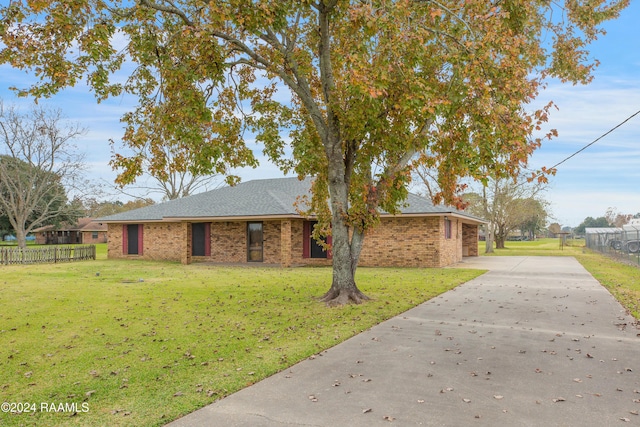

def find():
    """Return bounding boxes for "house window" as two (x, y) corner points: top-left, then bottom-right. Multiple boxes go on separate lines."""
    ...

(444, 218), (452, 240)
(247, 222), (263, 262)
(303, 221), (331, 259)
(192, 223), (211, 256)
(92, 231), (98, 239)
(122, 224), (143, 255)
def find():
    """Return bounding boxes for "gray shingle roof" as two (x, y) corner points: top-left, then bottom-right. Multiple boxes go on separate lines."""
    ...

(98, 176), (484, 223)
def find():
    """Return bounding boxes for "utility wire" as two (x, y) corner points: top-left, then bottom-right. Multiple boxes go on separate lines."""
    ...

(546, 108), (640, 171)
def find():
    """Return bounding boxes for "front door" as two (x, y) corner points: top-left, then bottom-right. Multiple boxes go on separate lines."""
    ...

(247, 222), (263, 262)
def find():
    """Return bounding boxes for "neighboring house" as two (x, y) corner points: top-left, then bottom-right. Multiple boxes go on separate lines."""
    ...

(33, 218), (108, 245)
(98, 177), (485, 268)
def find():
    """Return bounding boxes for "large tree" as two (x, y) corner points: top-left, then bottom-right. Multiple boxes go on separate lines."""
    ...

(0, 1), (628, 304)
(463, 175), (548, 251)
(519, 199), (547, 240)
(110, 128), (227, 201)
(0, 103), (86, 248)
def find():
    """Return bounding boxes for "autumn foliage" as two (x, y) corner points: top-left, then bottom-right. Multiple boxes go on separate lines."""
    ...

(0, 0), (629, 304)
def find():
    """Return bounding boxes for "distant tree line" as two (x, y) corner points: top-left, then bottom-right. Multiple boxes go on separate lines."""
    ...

(573, 208), (640, 235)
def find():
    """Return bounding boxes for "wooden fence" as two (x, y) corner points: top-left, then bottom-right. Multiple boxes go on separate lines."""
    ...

(0, 245), (96, 265)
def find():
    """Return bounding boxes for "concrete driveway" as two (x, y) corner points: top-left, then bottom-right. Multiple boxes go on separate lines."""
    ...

(167, 256), (640, 426)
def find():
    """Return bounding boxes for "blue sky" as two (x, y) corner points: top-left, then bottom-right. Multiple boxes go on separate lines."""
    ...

(1, 2), (638, 228)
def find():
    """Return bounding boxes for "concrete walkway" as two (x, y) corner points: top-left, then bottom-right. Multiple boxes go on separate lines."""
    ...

(167, 257), (640, 426)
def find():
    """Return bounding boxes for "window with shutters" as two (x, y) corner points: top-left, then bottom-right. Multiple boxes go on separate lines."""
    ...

(302, 221), (331, 259)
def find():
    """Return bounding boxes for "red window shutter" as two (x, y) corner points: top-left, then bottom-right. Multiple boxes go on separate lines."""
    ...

(327, 234), (332, 259)
(138, 224), (144, 255)
(122, 224), (128, 254)
(302, 221), (310, 258)
(204, 223), (211, 257)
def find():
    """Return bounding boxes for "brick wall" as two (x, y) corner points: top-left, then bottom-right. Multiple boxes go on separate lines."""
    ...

(208, 221), (246, 263)
(81, 231), (107, 244)
(107, 223), (184, 261)
(462, 223), (479, 257)
(438, 218), (462, 267)
(358, 216), (459, 268)
(108, 216), (476, 267)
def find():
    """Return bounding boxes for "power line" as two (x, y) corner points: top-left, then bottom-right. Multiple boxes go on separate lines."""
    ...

(547, 108), (640, 171)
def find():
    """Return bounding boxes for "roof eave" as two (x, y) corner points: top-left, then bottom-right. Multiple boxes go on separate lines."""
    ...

(99, 212), (486, 224)
(381, 212), (487, 224)
(99, 214), (308, 223)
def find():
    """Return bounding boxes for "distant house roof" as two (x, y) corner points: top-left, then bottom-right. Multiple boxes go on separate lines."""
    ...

(98, 177), (485, 224)
(585, 227), (623, 234)
(33, 218), (108, 233)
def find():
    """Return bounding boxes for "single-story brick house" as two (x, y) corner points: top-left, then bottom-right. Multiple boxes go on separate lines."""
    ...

(33, 218), (108, 245)
(98, 177), (485, 268)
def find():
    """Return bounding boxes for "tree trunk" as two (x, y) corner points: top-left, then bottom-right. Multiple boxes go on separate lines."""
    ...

(15, 226), (27, 250)
(495, 237), (505, 249)
(484, 234), (494, 253)
(484, 223), (495, 254)
(319, 170), (369, 306)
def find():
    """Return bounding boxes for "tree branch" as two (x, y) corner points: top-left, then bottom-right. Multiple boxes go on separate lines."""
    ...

(138, 0), (194, 27)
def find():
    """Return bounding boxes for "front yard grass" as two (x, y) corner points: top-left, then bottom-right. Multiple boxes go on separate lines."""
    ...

(0, 256), (483, 427)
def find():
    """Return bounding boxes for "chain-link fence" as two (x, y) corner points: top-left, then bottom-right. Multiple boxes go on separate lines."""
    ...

(585, 226), (640, 266)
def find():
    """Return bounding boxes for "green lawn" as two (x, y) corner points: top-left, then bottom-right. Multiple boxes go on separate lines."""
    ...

(479, 238), (640, 318)
(2, 240), (637, 426)
(478, 237), (584, 256)
(0, 247), (483, 427)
